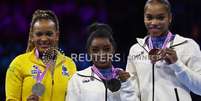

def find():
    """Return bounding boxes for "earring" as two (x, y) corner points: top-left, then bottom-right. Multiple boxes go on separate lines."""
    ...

(30, 40), (34, 43)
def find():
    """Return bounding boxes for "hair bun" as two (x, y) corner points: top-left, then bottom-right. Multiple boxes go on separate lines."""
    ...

(87, 22), (113, 35)
(33, 9), (56, 18)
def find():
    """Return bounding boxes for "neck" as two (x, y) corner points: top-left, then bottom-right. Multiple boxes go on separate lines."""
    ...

(150, 31), (169, 38)
(94, 63), (112, 70)
(98, 67), (112, 71)
(38, 52), (43, 59)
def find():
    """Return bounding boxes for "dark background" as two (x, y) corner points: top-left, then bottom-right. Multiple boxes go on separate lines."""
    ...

(0, 0), (201, 100)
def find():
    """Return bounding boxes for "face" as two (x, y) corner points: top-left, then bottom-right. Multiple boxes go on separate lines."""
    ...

(144, 3), (172, 37)
(31, 19), (59, 53)
(89, 37), (114, 69)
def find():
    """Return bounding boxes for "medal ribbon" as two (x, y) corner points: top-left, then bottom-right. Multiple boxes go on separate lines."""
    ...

(35, 49), (53, 83)
(91, 65), (120, 80)
(36, 63), (51, 83)
(148, 31), (173, 50)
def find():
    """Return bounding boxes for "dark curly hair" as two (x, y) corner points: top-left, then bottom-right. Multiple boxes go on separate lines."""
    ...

(86, 22), (117, 53)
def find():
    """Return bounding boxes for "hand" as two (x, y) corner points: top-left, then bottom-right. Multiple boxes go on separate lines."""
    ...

(118, 70), (130, 82)
(27, 94), (39, 101)
(161, 48), (178, 64)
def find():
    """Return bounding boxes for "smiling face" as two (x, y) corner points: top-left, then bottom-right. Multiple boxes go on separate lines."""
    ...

(144, 3), (172, 37)
(31, 19), (59, 53)
(89, 37), (114, 69)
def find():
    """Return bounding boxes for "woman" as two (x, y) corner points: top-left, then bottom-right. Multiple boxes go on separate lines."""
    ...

(5, 9), (77, 101)
(126, 0), (201, 101)
(66, 22), (138, 101)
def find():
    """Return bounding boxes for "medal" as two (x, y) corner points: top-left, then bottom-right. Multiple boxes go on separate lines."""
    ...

(32, 83), (45, 96)
(107, 78), (121, 92)
(32, 47), (65, 96)
(32, 47), (56, 96)
(148, 31), (172, 63)
(148, 48), (162, 63)
(92, 65), (122, 92)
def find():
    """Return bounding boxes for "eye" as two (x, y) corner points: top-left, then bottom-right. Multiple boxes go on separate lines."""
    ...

(34, 32), (43, 37)
(46, 31), (54, 36)
(103, 47), (111, 52)
(156, 16), (165, 20)
(91, 48), (99, 53)
(145, 14), (153, 20)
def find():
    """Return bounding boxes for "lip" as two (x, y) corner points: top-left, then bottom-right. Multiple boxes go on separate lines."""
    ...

(95, 59), (108, 64)
(99, 60), (107, 63)
(149, 28), (161, 32)
(39, 45), (50, 49)
(96, 61), (109, 67)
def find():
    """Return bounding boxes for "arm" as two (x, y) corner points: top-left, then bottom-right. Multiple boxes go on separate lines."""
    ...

(65, 57), (77, 78)
(5, 61), (23, 101)
(65, 73), (81, 101)
(122, 47), (140, 101)
(120, 78), (140, 101)
(169, 40), (201, 95)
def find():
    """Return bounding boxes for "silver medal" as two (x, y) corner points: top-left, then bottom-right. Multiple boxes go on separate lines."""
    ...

(32, 83), (45, 96)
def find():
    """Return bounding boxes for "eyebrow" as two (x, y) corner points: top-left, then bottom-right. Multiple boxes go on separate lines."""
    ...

(34, 29), (55, 32)
(145, 13), (166, 16)
(91, 44), (111, 48)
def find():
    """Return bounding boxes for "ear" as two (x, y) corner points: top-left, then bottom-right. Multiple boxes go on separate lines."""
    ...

(168, 13), (172, 24)
(29, 32), (34, 42)
(87, 48), (91, 56)
(112, 48), (115, 54)
(55, 32), (60, 41)
(111, 45), (116, 54)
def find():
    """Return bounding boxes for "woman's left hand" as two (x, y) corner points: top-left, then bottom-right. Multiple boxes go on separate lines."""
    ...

(118, 70), (130, 82)
(162, 48), (178, 64)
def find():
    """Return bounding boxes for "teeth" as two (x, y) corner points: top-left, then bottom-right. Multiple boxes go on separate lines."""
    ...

(148, 25), (161, 29)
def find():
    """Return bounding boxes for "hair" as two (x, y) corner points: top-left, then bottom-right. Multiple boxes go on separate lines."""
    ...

(26, 9), (60, 52)
(86, 22), (117, 52)
(144, 0), (171, 15)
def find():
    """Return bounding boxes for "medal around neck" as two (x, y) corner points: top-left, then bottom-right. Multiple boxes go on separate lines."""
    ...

(32, 83), (45, 96)
(148, 48), (163, 63)
(148, 32), (173, 63)
(108, 68), (121, 92)
(92, 66), (122, 92)
(107, 78), (121, 92)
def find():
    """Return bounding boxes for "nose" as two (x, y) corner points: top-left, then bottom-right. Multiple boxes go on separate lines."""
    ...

(97, 50), (104, 55)
(150, 19), (159, 25)
(40, 34), (48, 41)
